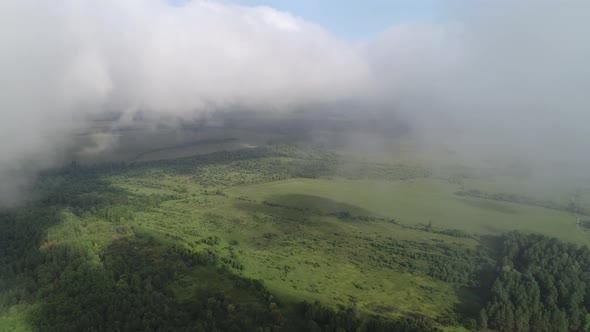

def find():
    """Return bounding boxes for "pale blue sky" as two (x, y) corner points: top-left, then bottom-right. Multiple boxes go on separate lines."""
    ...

(171, 0), (442, 40)
(236, 0), (442, 39)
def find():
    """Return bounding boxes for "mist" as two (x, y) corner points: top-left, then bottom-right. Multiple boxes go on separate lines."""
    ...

(1, 0), (589, 204)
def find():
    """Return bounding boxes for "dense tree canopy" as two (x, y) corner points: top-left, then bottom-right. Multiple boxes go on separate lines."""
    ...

(482, 232), (590, 332)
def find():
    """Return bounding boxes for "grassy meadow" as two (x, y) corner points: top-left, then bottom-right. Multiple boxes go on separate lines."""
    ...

(2, 121), (589, 331)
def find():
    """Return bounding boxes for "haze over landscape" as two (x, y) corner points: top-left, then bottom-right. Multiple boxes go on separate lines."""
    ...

(1, 1), (590, 332)
(2, 0), (589, 203)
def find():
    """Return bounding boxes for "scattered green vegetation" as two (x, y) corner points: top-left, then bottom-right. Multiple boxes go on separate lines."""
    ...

(1, 144), (588, 331)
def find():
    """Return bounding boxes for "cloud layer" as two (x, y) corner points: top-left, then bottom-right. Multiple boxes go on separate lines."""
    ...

(368, 1), (590, 168)
(0, 0), (372, 203)
(1, 0), (589, 203)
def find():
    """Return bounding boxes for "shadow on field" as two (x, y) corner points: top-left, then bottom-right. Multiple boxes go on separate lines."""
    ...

(234, 194), (374, 224)
(0, 176), (97, 331)
(456, 197), (519, 214)
(0, 167), (288, 331)
(444, 269), (494, 328)
(24, 233), (285, 331)
(448, 286), (485, 328)
(447, 234), (502, 327)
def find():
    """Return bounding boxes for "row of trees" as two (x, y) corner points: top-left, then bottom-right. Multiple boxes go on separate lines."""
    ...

(368, 239), (489, 286)
(455, 189), (589, 216)
(300, 301), (442, 332)
(49, 144), (429, 190)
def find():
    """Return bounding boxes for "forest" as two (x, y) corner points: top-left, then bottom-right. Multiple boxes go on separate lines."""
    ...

(481, 232), (590, 332)
(1, 145), (589, 331)
(3, 0), (589, 330)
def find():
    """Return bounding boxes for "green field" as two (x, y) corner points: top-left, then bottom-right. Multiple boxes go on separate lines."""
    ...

(228, 178), (581, 243)
(2, 140), (589, 331)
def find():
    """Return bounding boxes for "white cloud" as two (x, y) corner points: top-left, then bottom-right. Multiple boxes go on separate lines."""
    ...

(0, 0), (372, 203)
(0, 0), (589, 203)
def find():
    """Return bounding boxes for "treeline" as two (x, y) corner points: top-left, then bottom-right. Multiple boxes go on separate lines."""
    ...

(455, 189), (589, 216)
(481, 232), (590, 331)
(336, 161), (430, 181)
(34, 171), (176, 222)
(300, 301), (442, 332)
(130, 137), (239, 162)
(136, 144), (336, 178)
(42, 145), (430, 192)
(368, 239), (489, 286)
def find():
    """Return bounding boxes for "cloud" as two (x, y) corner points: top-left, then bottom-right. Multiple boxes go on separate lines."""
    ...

(0, 0), (371, 203)
(0, 0), (589, 203)
(367, 1), (590, 171)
